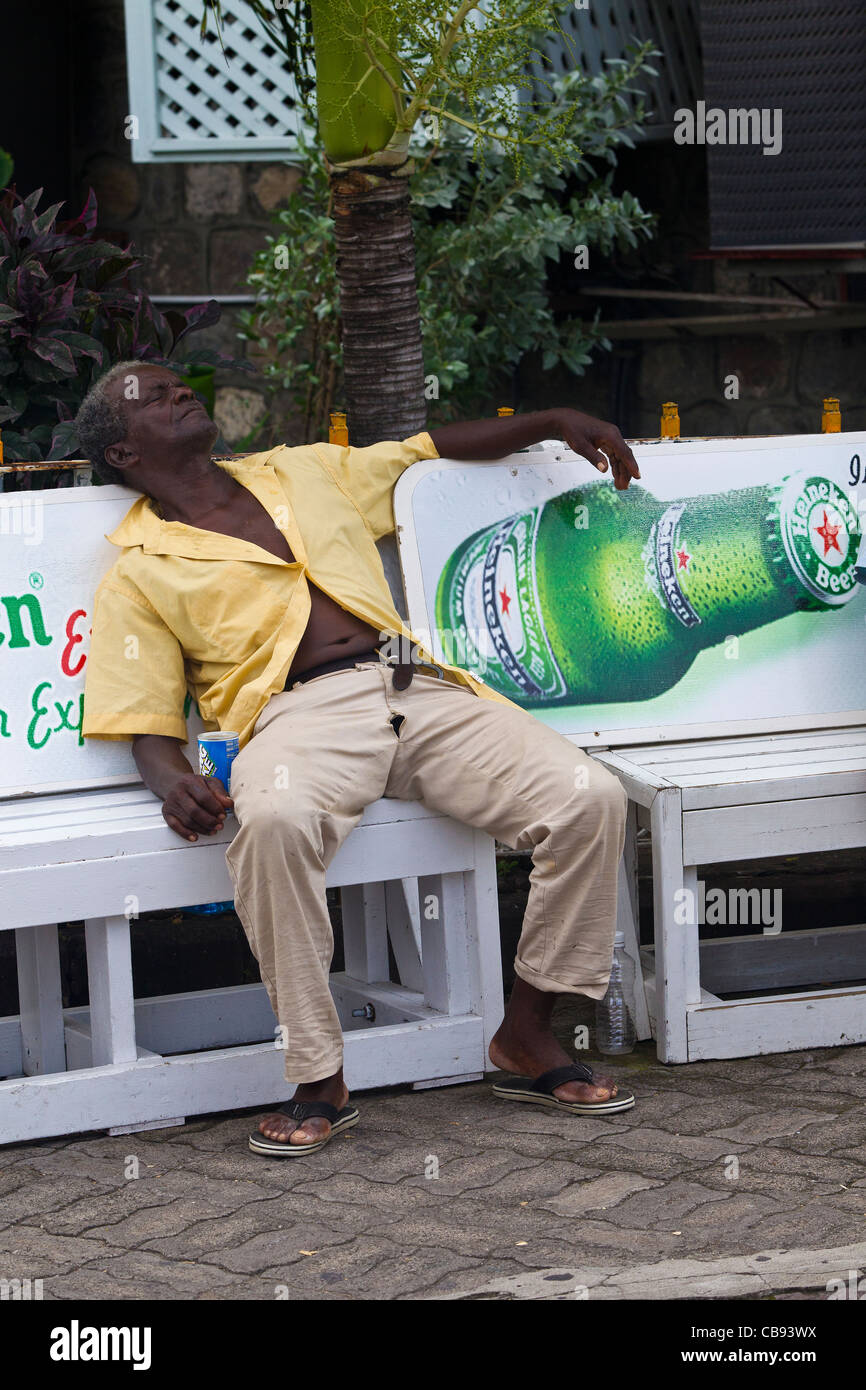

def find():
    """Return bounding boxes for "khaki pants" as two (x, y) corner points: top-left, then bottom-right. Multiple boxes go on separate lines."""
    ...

(225, 661), (628, 1082)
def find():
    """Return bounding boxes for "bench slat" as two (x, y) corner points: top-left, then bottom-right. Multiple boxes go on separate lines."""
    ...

(620, 727), (866, 768)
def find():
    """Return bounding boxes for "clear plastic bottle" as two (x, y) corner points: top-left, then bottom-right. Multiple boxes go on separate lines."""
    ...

(595, 930), (637, 1055)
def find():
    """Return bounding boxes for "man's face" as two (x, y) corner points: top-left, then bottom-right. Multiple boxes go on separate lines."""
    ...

(107, 365), (219, 471)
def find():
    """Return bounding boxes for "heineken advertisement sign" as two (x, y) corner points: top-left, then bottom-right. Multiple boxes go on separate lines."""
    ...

(0, 487), (202, 795)
(395, 435), (866, 744)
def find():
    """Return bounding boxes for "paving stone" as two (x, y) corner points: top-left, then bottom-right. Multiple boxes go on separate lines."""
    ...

(35, 1170), (281, 1239)
(619, 1091), (720, 1128)
(601, 1178), (733, 1230)
(0, 1175), (113, 1230)
(543, 1171), (661, 1216)
(199, 1222), (358, 1274)
(818, 1186), (866, 1216)
(554, 1219), (689, 1261)
(787, 1071), (866, 1099)
(376, 1210), (506, 1260)
(588, 1127), (745, 1161)
(282, 1234), (490, 1300)
(675, 1190), (783, 1234)
(710, 1107), (831, 1143)
(766, 1111), (866, 1155)
(341, 1140), (489, 1186)
(42, 1250), (238, 1300)
(0, 1163), (43, 1199)
(23, 1145), (191, 1186)
(402, 1149), (552, 1198)
(815, 1048), (866, 1076)
(198, 1278), (302, 1300)
(0, 1224), (114, 1277)
(476, 1111), (633, 1145)
(741, 1202), (860, 1249)
(293, 1170), (441, 1216)
(143, 1190), (384, 1260)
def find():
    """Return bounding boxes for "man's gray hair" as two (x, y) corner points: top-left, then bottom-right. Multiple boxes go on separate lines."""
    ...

(75, 360), (149, 487)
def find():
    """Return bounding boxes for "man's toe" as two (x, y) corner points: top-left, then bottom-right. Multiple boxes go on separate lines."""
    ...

(552, 1080), (617, 1103)
(289, 1121), (326, 1146)
(259, 1113), (291, 1140)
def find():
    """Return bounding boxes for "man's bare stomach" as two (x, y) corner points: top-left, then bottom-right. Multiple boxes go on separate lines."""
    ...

(288, 582), (382, 678)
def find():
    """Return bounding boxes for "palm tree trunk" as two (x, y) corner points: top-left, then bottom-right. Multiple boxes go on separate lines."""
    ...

(310, 1), (426, 446)
(330, 165), (426, 446)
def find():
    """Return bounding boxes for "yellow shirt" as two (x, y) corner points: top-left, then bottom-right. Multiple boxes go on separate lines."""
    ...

(82, 432), (513, 749)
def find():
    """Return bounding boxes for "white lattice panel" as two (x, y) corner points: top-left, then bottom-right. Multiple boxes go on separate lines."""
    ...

(124, 0), (307, 161)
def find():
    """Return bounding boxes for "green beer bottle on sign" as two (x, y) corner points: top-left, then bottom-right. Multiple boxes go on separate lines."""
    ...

(434, 472), (862, 705)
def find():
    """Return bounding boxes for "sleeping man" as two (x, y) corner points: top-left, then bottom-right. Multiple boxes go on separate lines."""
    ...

(77, 362), (638, 1157)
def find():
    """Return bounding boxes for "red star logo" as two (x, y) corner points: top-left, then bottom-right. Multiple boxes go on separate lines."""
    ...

(814, 510), (842, 557)
(499, 586), (512, 615)
(676, 547), (691, 571)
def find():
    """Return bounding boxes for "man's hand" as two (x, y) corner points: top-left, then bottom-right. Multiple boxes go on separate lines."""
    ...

(427, 408), (640, 489)
(554, 408), (640, 491)
(131, 733), (235, 841)
(161, 773), (234, 842)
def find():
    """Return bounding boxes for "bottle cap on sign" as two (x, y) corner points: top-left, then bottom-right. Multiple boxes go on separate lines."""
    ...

(329, 411), (349, 445)
(660, 402), (680, 439)
(821, 397), (841, 432)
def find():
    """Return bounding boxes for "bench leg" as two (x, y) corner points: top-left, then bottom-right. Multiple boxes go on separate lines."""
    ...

(84, 917), (186, 1135)
(651, 786), (700, 1063)
(384, 879), (424, 992)
(417, 871), (472, 1016)
(340, 884), (390, 982)
(418, 844), (504, 1057)
(616, 802), (652, 1041)
(84, 916), (138, 1066)
(15, 924), (66, 1075)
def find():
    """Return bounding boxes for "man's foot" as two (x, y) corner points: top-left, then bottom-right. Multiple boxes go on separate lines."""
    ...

(489, 977), (620, 1105)
(489, 1028), (619, 1104)
(258, 1072), (348, 1148)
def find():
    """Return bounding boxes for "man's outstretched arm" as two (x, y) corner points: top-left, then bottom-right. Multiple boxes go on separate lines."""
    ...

(428, 407), (640, 491)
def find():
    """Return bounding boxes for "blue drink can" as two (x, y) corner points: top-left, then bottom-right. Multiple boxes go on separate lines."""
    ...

(198, 731), (239, 792)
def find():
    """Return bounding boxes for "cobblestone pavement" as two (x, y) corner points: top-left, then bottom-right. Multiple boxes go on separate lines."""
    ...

(2, 1008), (864, 1301)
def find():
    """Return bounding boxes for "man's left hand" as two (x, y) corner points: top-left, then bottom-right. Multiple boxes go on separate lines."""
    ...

(554, 409), (640, 491)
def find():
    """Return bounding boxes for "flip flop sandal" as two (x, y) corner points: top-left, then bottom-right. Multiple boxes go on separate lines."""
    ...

(248, 1099), (360, 1156)
(492, 1062), (635, 1115)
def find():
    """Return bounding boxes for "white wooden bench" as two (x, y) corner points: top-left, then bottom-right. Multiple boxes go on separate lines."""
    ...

(396, 431), (866, 1064)
(0, 485), (503, 1145)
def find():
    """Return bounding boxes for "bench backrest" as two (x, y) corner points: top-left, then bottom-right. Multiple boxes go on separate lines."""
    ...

(2, 433), (864, 798)
(0, 484), (205, 797)
(395, 432), (866, 747)
(0, 481), (409, 798)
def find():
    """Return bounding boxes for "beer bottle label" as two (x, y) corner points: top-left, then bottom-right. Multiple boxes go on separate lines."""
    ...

(774, 474), (860, 606)
(643, 502), (702, 628)
(444, 509), (567, 699)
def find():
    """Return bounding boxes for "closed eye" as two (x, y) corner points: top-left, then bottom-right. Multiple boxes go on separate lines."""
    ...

(144, 383), (172, 404)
